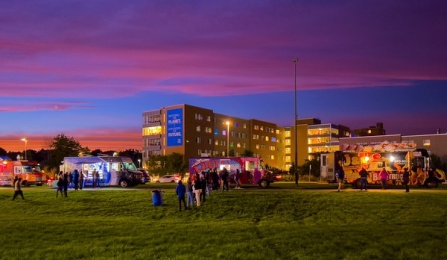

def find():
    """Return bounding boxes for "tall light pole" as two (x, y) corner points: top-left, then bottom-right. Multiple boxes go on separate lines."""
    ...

(293, 57), (299, 186)
(21, 138), (28, 160)
(226, 121), (230, 157)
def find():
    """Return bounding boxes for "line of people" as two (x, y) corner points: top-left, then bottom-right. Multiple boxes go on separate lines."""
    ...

(336, 161), (411, 192)
(176, 168), (241, 211)
(55, 169), (101, 197)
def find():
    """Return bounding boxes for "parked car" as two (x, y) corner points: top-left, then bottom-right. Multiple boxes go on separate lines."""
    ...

(157, 174), (181, 183)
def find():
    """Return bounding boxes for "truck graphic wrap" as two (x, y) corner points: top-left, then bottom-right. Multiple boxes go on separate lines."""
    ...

(320, 142), (446, 188)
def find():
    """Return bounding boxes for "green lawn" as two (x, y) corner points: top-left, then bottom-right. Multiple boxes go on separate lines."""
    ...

(1, 183), (446, 260)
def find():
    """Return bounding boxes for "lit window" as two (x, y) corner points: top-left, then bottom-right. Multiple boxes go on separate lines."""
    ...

(423, 139), (431, 146)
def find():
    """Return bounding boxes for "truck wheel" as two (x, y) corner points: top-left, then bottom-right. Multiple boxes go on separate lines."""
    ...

(259, 180), (269, 188)
(424, 179), (438, 188)
(353, 179), (362, 189)
(119, 180), (129, 188)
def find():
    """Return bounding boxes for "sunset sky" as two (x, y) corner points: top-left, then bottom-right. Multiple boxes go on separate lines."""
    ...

(1, 0), (446, 152)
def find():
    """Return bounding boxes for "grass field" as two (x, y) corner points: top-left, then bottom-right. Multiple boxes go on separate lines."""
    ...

(1, 182), (446, 260)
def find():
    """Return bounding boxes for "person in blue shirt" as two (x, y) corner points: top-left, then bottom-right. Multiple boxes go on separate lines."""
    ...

(176, 180), (187, 211)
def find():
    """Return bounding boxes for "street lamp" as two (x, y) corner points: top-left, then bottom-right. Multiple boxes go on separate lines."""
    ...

(138, 159), (141, 169)
(225, 121), (230, 157)
(293, 57), (299, 186)
(21, 138), (28, 160)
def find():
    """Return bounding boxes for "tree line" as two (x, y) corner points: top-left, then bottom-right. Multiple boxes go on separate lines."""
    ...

(0, 134), (142, 176)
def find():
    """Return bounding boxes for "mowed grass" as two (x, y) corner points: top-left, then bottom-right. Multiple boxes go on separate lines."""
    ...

(1, 183), (447, 260)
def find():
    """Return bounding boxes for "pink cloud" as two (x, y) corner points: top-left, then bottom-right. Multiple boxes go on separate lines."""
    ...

(0, 1), (445, 100)
(0, 127), (141, 152)
(0, 101), (92, 112)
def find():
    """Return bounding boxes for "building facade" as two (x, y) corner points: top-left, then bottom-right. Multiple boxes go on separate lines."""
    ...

(352, 122), (386, 136)
(142, 104), (351, 171)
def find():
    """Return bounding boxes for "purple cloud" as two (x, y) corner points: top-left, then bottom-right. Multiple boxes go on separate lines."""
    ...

(0, 0), (445, 100)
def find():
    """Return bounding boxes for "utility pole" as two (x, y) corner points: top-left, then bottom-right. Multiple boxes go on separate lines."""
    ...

(293, 57), (299, 186)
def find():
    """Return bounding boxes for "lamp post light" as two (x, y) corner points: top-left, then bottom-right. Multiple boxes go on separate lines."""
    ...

(293, 57), (299, 186)
(138, 159), (141, 169)
(21, 138), (28, 160)
(225, 121), (230, 157)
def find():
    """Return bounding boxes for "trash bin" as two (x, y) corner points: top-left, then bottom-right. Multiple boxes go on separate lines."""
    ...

(152, 189), (162, 206)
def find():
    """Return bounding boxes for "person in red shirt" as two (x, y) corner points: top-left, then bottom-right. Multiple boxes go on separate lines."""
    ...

(379, 168), (389, 190)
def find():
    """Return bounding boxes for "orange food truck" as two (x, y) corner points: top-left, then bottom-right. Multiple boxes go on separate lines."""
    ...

(320, 142), (446, 188)
(0, 156), (45, 186)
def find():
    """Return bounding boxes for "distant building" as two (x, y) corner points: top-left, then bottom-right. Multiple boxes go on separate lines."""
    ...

(142, 105), (352, 171)
(352, 122), (386, 136)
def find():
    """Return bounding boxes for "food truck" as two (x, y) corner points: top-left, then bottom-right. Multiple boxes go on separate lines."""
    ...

(0, 156), (45, 186)
(320, 141), (446, 188)
(189, 157), (281, 188)
(61, 156), (143, 187)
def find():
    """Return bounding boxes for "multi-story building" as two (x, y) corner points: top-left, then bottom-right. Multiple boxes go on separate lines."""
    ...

(284, 118), (351, 169)
(307, 123), (351, 154)
(142, 104), (350, 171)
(352, 122), (386, 136)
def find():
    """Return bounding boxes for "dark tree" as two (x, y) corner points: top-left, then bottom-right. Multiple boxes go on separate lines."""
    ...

(167, 152), (186, 174)
(46, 134), (83, 171)
(90, 149), (103, 156)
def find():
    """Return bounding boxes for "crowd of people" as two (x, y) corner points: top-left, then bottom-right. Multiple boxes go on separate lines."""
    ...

(336, 164), (412, 193)
(175, 167), (241, 211)
(54, 169), (101, 197)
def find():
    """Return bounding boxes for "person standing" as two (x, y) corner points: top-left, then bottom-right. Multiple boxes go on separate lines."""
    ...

(211, 168), (219, 191)
(63, 172), (69, 197)
(253, 168), (262, 185)
(402, 168), (410, 192)
(359, 167), (369, 191)
(79, 170), (84, 190)
(72, 169), (80, 191)
(193, 174), (202, 207)
(186, 177), (194, 209)
(234, 169), (241, 189)
(200, 174), (207, 203)
(221, 168), (229, 191)
(379, 168), (389, 190)
(175, 180), (187, 211)
(12, 176), (25, 200)
(92, 169), (97, 188)
(336, 161), (345, 192)
(56, 174), (64, 198)
(94, 170), (100, 188)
